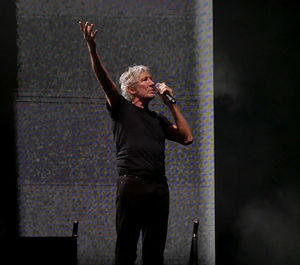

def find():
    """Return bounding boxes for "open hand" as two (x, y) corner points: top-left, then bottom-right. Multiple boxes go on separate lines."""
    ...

(79, 21), (98, 47)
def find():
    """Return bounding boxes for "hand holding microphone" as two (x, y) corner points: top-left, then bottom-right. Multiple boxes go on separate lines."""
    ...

(155, 83), (177, 104)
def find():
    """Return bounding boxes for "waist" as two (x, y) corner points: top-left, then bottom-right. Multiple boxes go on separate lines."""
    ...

(119, 171), (167, 183)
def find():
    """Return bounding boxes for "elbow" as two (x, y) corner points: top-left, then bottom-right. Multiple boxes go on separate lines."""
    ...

(182, 135), (194, 145)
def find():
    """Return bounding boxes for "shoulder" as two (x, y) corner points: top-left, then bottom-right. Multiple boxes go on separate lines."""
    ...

(107, 96), (141, 121)
(157, 112), (172, 127)
(106, 95), (129, 111)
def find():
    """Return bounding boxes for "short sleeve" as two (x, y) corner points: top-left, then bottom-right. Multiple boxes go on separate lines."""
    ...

(157, 113), (173, 133)
(106, 95), (124, 120)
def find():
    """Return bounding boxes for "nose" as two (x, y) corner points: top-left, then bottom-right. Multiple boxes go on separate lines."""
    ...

(149, 79), (154, 86)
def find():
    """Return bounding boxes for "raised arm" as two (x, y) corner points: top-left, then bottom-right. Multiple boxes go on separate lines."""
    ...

(156, 83), (193, 145)
(79, 21), (120, 107)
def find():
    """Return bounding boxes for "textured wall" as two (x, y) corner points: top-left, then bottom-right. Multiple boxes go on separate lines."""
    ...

(16, 1), (214, 264)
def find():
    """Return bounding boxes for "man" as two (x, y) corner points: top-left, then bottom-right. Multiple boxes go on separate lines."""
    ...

(79, 21), (193, 265)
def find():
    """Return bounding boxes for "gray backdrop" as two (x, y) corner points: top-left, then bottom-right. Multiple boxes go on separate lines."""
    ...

(16, 1), (214, 264)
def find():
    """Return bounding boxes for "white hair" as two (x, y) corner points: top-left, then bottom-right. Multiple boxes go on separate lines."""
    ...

(119, 65), (150, 101)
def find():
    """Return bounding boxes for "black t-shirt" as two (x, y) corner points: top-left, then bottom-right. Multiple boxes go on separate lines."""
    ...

(107, 95), (172, 178)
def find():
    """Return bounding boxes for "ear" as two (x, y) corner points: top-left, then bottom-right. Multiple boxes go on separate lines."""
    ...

(128, 86), (136, 96)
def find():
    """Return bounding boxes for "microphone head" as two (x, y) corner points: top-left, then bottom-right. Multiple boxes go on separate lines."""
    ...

(154, 83), (161, 89)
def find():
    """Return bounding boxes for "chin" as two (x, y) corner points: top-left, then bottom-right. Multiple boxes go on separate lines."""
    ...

(143, 94), (155, 102)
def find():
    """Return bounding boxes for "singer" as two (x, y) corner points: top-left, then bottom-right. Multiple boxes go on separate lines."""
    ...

(79, 21), (193, 265)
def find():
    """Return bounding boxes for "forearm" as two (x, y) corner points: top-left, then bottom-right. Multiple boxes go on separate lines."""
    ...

(168, 104), (193, 144)
(86, 44), (119, 107)
(88, 44), (119, 96)
(79, 21), (119, 106)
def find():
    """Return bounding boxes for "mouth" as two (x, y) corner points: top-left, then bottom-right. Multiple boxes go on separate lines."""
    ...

(148, 90), (155, 98)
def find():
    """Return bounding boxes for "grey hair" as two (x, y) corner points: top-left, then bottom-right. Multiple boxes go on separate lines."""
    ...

(119, 65), (150, 101)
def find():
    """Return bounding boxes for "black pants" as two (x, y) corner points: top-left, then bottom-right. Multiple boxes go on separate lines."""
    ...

(115, 174), (169, 265)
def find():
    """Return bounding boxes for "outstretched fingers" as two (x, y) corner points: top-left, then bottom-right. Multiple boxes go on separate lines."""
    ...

(84, 21), (89, 38)
(91, 29), (98, 38)
(79, 21), (98, 41)
(79, 21), (84, 31)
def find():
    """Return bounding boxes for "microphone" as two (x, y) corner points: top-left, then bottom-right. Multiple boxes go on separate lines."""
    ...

(155, 83), (176, 104)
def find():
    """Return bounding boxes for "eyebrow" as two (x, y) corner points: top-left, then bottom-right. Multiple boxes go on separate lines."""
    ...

(141, 75), (152, 80)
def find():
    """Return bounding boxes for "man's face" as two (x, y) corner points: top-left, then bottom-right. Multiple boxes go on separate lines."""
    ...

(130, 71), (155, 100)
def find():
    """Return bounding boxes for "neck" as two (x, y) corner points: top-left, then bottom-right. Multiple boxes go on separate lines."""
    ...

(131, 97), (150, 109)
